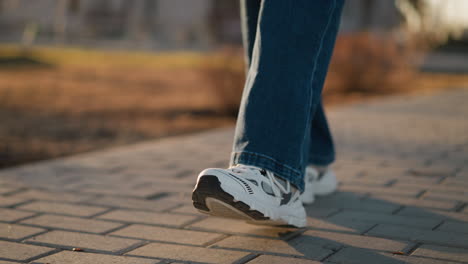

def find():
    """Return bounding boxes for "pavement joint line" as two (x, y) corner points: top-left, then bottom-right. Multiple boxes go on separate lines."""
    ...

(183, 225), (296, 240)
(431, 220), (445, 231)
(23, 248), (62, 264)
(144, 192), (171, 200)
(403, 242), (421, 255)
(12, 207), (113, 220)
(179, 215), (209, 229)
(455, 203), (467, 213)
(360, 223), (379, 236)
(17, 229), (51, 242)
(415, 189), (428, 198)
(14, 222), (121, 236)
(210, 245), (322, 260)
(204, 234), (232, 247)
(232, 253), (260, 264)
(404, 254), (468, 264)
(86, 207), (117, 219)
(108, 233), (225, 248)
(23, 240), (132, 255)
(123, 253), (206, 264)
(5, 199), (35, 209)
(99, 222), (131, 235)
(159, 203), (185, 214)
(115, 240), (150, 256)
(1, 187), (29, 197)
(390, 205), (405, 215)
(320, 246), (343, 262)
(6, 212), (43, 224)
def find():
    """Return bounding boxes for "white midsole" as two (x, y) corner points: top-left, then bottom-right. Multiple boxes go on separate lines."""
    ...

(197, 172), (307, 227)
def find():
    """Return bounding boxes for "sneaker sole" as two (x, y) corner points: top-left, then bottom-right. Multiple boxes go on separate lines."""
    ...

(192, 175), (270, 221)
(192, 175), (305, 228)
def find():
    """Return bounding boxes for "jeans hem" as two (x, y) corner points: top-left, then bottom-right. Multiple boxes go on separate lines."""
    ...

(230, 151), (305, 192)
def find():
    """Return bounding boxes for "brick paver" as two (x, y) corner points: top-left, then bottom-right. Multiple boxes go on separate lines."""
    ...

(32, 251), (159, 264)
(126, 242), (250, 264)
(0, 241), (54, 262)
(1, 88), (468, 263)
(21, 214), (124, 234)
(0, 223), (45, 240)
(26, 230), (142, 253)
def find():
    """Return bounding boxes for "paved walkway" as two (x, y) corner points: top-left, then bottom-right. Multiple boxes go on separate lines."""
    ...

(1, 88), (468, 264)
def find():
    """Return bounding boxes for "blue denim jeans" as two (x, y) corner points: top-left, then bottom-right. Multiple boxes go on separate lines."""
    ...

(230, 0), (344, 191)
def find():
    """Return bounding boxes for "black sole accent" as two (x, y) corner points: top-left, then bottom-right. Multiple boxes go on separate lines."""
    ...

(192, 175), (269, 221)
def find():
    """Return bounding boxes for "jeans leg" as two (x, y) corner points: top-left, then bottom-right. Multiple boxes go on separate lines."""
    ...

(305, 1), (344, 167)
(308, 101), (336, 166)
(230, 0), (344, 192)
(240, 0), (261, 69)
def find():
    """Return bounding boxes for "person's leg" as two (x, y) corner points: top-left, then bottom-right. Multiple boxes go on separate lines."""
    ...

(308, 101), (335, 166)
(231, 0), (344, 192)
(240, 0), (261, 70)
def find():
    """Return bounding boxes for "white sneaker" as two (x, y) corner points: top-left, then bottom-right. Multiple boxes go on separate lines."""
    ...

(300, 166), (338, 205)
(192, 164), (307, 228)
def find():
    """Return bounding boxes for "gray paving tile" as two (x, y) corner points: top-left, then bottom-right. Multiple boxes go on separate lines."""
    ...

(367, 224), (468, 248)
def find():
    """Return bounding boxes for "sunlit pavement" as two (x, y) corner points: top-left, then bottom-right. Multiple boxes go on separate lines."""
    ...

(1, 88), (468, 264)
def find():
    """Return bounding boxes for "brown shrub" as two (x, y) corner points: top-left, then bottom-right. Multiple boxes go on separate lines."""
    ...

(324, 32), (415, 95)
(199, 46), (245, 116)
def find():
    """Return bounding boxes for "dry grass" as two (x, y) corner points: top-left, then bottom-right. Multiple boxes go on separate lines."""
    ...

(0, 45), (232, 168)
(1, 39), (467, 168)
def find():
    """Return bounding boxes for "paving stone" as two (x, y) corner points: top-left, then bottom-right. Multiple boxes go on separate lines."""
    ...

(338, 185), (422, 197)
(214, 235), (332, 260)
(304, 207), (340, 218)
(10, 189), (94, 203)
(423, 191), (468, 202)
(169, 204), (204, 215)
(247, 255), (321, 264)
(362, 195), (458, 211)
(189, 217), (297, 238)
(18, 201), (109, 217)
(313, 193), (400, 213)
(126, 242), (249, 264)
(32, 251), (159, 264)
(0, 241), (54, 262)
(97, 209), (199, 227)
(21, 214), (124, 234)
(306, 217), (374, 234)
(111, 224), (222, 246)
(85, 196), (180, 212)
(0, 187), (20, 195)
(436, 221), (468, 234)
(0, 208), (36, 222)
(80, 184), (161, 198)
(397, 207), (468, 222)
(0, 197), (30, 207)
(367, 224), (468, 248)
(328, 210), (440, 229)
(412, 244), (468, 262)
(0, 223), (45, 240)
(295, 230), (409, 252)
(0, 222), (45, 240)
(327, 247), (459, 264)
(27, 230), (142, 253)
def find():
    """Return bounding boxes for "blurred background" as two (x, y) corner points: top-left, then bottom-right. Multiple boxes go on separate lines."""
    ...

(0, 0), (467, 168)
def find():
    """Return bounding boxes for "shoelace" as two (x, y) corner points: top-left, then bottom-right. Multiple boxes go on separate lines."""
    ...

(229, 165), (291, 199)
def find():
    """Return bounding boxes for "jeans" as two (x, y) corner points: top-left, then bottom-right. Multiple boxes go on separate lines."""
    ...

(230, 0), (344, 192)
